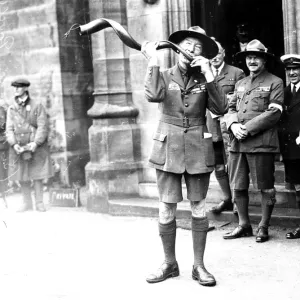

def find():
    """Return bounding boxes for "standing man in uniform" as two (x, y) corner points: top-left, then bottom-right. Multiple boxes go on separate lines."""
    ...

(223, 40), (284, 243)
(6, 78), (53, 212)
(142, 26), (226, 287)
(208, 39), (245, 214)
(278, 54), (300, 239)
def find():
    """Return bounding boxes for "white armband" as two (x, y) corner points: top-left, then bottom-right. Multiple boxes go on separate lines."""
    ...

(268, 103), (283, 112)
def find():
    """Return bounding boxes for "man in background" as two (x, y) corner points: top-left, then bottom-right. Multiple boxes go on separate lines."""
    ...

(6, 78), (53, 212)
(208, 39), (245, 214)
(278, 54), (300, 239)
(223, 40), (284, 243)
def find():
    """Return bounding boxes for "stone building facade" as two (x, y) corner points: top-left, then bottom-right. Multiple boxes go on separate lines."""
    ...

(1, 0), (299, 206)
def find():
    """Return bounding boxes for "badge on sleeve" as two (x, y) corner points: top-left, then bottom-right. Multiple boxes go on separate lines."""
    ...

(168, 82), (180, 90)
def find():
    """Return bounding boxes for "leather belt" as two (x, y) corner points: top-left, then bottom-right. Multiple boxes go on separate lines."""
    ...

(160, 115), (205, 128)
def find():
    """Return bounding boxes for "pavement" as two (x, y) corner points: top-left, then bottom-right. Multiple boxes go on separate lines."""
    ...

(1, 192), (300, 300)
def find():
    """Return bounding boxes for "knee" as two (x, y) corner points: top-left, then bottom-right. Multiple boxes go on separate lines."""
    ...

(190, 201), (206, 218)
(215, 164), (227, 179)
(159, 202), (177, 224)
(261, 188), (276, 205)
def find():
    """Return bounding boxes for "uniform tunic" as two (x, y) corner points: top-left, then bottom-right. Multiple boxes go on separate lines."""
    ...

(226, 70), (284, 153)
(145, 64), (226, 175)
(278, 85), (300, 184)
(6, 97), (53, 182)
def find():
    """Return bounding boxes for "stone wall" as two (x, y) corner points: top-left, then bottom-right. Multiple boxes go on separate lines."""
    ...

(0, 0), (94, 186)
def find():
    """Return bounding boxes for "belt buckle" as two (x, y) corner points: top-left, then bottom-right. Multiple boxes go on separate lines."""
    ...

(183, 117), (189, 128)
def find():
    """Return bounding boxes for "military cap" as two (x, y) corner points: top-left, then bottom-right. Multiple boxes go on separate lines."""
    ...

(11, 78), (30, 87)
(168, 26), (218, 59)
(280, 54), (300, 68)
(235, 39), (275, 61)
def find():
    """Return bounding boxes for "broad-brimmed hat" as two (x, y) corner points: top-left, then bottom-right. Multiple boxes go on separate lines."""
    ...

(235, 39), (275, 61)
(11, 78), (30, 87)
(281, 54), (300, 68)
(168, 26), (218, 59)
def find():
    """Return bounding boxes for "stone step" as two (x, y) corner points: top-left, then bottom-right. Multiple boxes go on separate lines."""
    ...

(139, 180), (297, 208)
(108, 198), (300, 229)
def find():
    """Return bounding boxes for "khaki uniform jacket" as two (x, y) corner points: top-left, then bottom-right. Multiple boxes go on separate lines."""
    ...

(278, 85), (300, 160)
(6, 97), (53, 181)
(207, 63), (245, 142)
(225, 69), (284, 153)
(145, 64), (226, 174)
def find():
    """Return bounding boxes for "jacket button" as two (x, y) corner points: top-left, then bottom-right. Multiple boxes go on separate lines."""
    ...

(246, 91), (250, 95)
(243, 109), (246, 113)
(245, 101), (248, 104)
(185, 103), (189, 107)
(184, 129), (188, 133)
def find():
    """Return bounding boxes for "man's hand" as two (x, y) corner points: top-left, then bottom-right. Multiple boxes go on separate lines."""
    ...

(230, 123), (248, 140)
(27, 142), (37, 153)
(296, 136), (300, 146)
(141, 41), (159, 60)
(13, 144), (23, 155)
(190, 55), (214, 82)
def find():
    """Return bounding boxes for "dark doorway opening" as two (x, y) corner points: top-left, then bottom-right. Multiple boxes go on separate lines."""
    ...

(191, 0), (285, 80)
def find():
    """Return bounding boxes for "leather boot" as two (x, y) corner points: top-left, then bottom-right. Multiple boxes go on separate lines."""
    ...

(34, 180), (46, 212)
(18, 181), (33, 212)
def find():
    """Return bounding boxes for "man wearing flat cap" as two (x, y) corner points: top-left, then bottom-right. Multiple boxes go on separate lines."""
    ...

(141, 26), (226, 287)
(278, 54), (300, 239)
(6, 78), (53, 212)
(223, 40), (284, 243)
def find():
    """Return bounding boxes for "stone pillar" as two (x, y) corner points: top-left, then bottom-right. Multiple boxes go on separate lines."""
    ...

(85, 0), (141, 212)
(283, 0), (300, 54)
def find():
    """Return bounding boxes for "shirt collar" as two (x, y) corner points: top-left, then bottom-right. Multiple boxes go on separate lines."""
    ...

(291, 82), (300, 92)
(212, 62), (225, 76)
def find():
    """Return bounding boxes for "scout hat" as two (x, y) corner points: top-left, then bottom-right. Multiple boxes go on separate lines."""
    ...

(280, 54), (300, 68)
(235, 39), (275, 61)
(11, 78), (30, 87)
(168, 26), (218, 59)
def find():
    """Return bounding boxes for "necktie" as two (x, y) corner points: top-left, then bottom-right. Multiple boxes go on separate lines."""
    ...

(292, 84), (297, 97)
(215, 68), (219, 78)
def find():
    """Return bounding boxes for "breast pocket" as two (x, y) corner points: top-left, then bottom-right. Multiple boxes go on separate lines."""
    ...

(221, 82), (235, 96)
(149, 132), (167, 165)
(251, 92), (270, 112)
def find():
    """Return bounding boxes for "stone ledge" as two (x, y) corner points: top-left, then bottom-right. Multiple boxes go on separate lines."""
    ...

(108, 198), (300, 228)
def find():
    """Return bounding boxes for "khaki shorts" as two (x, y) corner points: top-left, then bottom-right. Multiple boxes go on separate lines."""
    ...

(229, 152), (275, 190)
(156, 169), (211, 203)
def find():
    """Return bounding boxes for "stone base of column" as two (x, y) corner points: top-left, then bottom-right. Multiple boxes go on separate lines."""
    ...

(85, 161), (143, 213)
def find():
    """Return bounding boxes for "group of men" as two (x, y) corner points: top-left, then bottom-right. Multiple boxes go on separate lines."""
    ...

(141, 25), (300, 287)
(0, 79), (53, 212)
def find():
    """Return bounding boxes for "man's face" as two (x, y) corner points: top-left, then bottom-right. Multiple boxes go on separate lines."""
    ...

(246, 54), (266, 73)
(210, 43), (225, 69)
(14, 86), (27, 97)
(286, 67), (300, 85)
(236, 25), (250, 43)
(178, 37), (203, 66)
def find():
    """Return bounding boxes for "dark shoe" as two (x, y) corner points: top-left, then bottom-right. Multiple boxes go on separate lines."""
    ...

(256, 226), (269, 243)
(36, 202), (46, 212)
(286, 227), (300, 239)
(192, 265), (216, 287)
(146, 261), (179, 283)
(223, 225), (253, 240)
(210, 200), (233, 214)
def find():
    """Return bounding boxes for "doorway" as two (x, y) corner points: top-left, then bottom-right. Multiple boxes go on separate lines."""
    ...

(191, 0), (285, 80)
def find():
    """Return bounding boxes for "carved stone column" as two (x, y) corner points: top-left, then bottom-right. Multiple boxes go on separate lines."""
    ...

(283, 0), (300, 54)
(85, 0), (141, 212)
